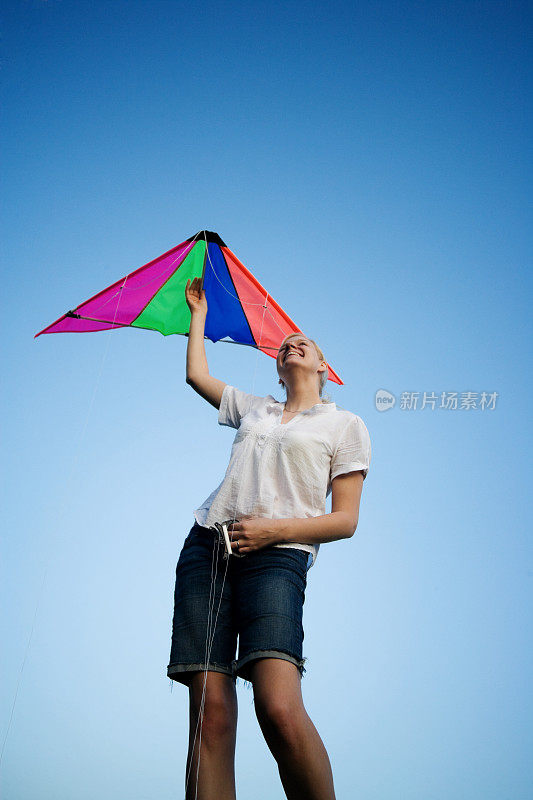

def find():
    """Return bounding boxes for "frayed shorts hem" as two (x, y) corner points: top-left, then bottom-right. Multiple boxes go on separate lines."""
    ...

(232, 649), (307, 681)
(167, 650), (306, 687)
(167, 662), (235, 686)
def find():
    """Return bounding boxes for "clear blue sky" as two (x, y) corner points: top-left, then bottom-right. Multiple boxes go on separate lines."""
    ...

(1, 1), (531, 798)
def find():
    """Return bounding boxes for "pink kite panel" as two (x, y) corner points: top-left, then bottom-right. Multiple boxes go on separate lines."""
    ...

(35, 239), (195, 336)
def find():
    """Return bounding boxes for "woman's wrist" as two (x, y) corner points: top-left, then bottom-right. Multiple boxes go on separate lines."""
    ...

(272, 519), (289, 544)
(271, 513), (354, 545)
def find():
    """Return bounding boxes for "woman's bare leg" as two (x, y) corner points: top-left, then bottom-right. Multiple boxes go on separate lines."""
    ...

(250, 659), (336, 800)
(186, 671), (238, 800)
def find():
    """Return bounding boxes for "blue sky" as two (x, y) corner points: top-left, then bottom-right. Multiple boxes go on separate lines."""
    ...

(1, 1), (532, 798)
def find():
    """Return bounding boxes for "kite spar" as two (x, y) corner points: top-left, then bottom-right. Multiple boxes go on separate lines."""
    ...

(34, 230), (343, 384)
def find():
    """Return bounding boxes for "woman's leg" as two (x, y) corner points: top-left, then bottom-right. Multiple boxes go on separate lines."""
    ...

(167, 524), (239, 798)
(250, 658), (336, 800)
(186, 671), (238, 800)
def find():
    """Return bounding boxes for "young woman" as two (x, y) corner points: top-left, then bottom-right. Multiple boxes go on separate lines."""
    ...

(168, 277), (371, 800)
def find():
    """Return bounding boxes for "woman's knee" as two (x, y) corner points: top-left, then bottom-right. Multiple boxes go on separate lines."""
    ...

(189, 673), (237, 744)
(254, 692), (306, 746)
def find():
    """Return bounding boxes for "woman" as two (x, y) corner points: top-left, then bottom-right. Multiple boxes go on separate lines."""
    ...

(168, 277), (371, 800)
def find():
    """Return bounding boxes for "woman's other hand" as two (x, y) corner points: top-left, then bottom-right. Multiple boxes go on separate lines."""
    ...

(228, 518), (281, 554)
(185, 276), (208, 316)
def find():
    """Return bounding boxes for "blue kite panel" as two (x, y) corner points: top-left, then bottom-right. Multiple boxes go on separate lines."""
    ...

(203, 243), (255, 345)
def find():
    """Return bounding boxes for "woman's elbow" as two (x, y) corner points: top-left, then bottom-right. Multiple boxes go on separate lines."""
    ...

(340, 512), (358, 538)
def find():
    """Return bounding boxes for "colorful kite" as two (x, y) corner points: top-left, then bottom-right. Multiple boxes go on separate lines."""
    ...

(35, 230), (343, 384)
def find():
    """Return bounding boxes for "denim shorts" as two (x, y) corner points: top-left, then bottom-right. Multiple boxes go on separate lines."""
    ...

(167, 522), (309, 684)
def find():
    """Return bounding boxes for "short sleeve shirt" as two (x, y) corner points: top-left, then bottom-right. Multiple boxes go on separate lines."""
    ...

(194, 385), (372, 567)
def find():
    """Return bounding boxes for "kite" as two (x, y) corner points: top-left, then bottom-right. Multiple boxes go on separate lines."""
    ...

(35, 230), (343, 384)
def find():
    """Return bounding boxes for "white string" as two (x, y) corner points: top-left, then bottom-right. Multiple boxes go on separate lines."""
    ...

(202, 245), (301, 354)
(68, 235), (317, 370)
(204, 243), (267, 307)
(183, 231), (220, 796)
(184, 237), (271, 798)
(186, 231), (225, 798)
(192, 547), (231, 798)
(184, 520), (223, 792)
(202, 241), (306, 348)
(82, 233), (201, 313)
(16, 232), (286, 795)
(1, 276), (129, 771)
(80, 231), (271, 323)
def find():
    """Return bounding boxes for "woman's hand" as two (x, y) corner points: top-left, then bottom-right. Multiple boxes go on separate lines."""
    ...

(185, 276), (208, 316)
(228, 518), (281, 555)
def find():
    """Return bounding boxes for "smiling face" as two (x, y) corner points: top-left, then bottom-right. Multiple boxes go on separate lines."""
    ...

(276, 333), (328, 394)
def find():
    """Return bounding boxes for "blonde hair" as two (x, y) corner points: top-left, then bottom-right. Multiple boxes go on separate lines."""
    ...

(278, 333), (331, 401)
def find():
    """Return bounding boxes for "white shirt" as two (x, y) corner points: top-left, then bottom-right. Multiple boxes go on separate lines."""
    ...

(194, 385), (372, 568)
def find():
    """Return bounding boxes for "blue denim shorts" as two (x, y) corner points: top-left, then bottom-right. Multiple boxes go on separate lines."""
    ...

(167, 522), (309, 684)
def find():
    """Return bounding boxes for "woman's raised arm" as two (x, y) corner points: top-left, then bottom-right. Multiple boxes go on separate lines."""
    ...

(185, 277), (227, 409)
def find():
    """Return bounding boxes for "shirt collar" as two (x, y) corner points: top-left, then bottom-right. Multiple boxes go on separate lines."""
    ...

(265, 395), (337, 415)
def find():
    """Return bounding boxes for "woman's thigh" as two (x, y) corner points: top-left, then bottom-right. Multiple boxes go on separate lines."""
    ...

(232, 547), (308, 681)
(167, 523), (237, 685)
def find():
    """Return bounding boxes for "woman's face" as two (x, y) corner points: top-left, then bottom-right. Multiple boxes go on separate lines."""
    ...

(276, 334), (327, 389)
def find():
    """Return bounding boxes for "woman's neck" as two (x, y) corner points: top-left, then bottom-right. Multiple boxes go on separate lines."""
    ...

(284, 381), (322, 411)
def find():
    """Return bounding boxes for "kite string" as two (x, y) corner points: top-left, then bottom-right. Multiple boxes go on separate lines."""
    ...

(203, 245), (296, 343)
(191, 547), (231, 799)
(186, 231), (229, 798)
(94, 233), (201, 311)
(204, 244), (266, 307)
(0, 276), (129, 772)
(184, 232), (231, 798)
(182, 231), (219, 796)
(185, 231), (268, 798)
(187, 274), (270, 799)
(74, 235), (307, 367)
(184, 520), (224, 793)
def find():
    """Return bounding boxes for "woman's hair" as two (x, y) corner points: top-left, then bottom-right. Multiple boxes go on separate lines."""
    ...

(278, 334), (331, 402)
